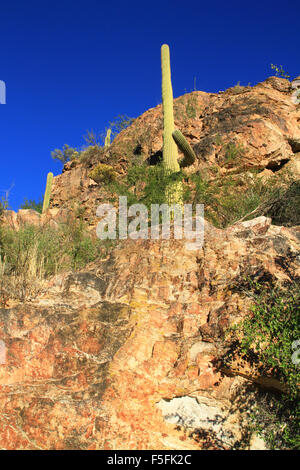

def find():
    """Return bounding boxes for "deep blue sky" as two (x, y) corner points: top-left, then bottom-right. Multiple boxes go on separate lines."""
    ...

(0, 0), (299, 210)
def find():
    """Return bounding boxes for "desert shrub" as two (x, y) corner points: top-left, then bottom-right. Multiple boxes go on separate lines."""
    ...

(0, 224), (61, 278)
(0, 196), (9, 217)
(83, 129), (102, 147)
(91, 153), (293, 229)
(187, 171), (283, 228)
(79, 145), (105, 165)
(263, 181), (300, 227)
(270, 64), (290, 79)
(226, 281), (300, 449)
(19, 197), (43, 214)
(51, 144), (79, 164)
(214, 135), (246, 167)
(82, 116), (135, 151)
(108, 114), (135, 139)
(89, 164), (116, 184)
(104, 162), (190, 214)
(100, 161), (290, 229)
(174, 93), (200, 123)
(227, 82), (247, 95)
(51, 116), (136, 168)
(224, 141), (245, 164)
(184, 93), (199, 119)
(57, 217), (103, 271)
(0, 218), (112, 300)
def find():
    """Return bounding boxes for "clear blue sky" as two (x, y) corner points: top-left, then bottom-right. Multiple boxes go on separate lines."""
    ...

(0, 0), (299, 210)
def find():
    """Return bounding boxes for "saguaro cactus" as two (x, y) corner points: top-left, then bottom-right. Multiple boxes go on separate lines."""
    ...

(42, 172), (53, 214)
(161, 44), (180, 173)
(105, 128), (112, 147)
(160, 44), (196, 204)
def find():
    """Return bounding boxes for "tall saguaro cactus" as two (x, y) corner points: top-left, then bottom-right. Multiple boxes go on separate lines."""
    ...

(161, 44), (196, 204)
(161, 44), (180, 174)
(42, 172), (53, 214)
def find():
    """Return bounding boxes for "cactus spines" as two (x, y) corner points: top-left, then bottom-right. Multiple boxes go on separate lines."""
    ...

(172, 129), (196, 168)
(42, 172), (53, 214)
(105, 128), (112, 147)
(161, 44), (180, 174)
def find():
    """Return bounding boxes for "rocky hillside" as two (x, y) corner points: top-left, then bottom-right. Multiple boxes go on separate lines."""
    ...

(2, 76), (300, 231)
(50, 76), (300, 228)
(0, 76), (299, 450)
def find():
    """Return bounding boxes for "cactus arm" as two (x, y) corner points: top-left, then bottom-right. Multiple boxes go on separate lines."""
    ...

(42, 172), (53, 213)
(172, 129), (196, 168)
(161, 44), (180, 173)
(105, 128), (112, 147)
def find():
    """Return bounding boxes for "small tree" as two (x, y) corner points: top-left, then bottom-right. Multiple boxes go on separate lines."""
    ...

(51, 144), (78, 164)
(83, 129), (102, 147)
(270, 64), (290, 79)
(108, 114), (135, 139)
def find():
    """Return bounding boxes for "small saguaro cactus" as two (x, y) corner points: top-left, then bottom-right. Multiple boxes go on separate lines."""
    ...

(160, 44), (196, 204)
(42, 172), (53, 214)
(105, 128), (112, 147)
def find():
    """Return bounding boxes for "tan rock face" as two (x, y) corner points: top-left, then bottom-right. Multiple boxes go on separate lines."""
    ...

(0, 208), (59, 231)
(1, 209), (41, 230)
(0, 217), (299, 449)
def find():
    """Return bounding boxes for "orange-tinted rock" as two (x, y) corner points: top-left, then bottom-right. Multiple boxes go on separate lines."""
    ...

(0, 216), (299, 449)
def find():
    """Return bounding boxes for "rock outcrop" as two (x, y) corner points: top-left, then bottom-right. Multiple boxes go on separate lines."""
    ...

(45, 76), (300, 229)
(2, 76), (300, 232)
(0, 216), (299, 449)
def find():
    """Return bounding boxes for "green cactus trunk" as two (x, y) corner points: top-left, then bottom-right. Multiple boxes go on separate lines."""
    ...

(42, 172), (53, 214)
(161, 44), (183, 206)
(105, 128), (111, 147)
(161, 44), (180, 173)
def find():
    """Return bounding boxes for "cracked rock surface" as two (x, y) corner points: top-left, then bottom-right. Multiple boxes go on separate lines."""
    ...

(0, 216), (299, 449)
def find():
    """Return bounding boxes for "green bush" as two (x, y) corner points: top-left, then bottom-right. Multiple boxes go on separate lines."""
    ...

(224, 141), (245, 164)
(226, 281), (300, 449)
(89, 164), (116, 184)
(0, 218), (113, 300)
(51, 144), (79, 164)
(19, 197), (43, 214)
(187, 170), (285, 228)
(104, 162), (190, 214)
(263, 181), (300, 227)
(79, 145), (104, 165)
(100, 161), (290, 229)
